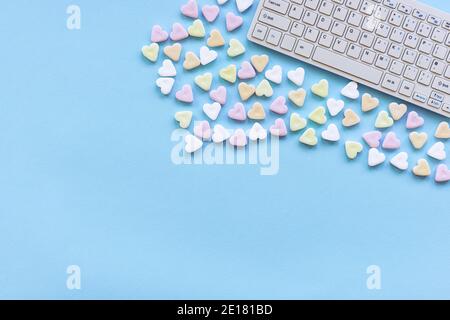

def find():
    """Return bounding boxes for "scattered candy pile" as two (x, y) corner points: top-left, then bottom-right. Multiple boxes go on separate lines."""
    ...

(142, 0), (450, 183)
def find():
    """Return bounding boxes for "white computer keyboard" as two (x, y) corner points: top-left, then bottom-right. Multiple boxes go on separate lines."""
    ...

(248, 0), (450, 118)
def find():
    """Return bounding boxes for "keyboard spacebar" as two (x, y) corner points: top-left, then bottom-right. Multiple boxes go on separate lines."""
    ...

(312, 47), (383, 85)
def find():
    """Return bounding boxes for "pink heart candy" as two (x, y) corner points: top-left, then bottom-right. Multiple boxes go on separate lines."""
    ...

(151, 25), (169, 43)
(194, 121), (211, 140)
(228, 103), (247, 121)
(230, 129), (247, 147)
(363, 131), (382, 148)
(270, 119), (288, 137)
(382, 132), (401, 150)
(176, 85), (194, 103)
(170, 23), (189, 41)
(180, 0), (198, 19)
(406, 111), (424, 129)
(270, 96), (288, 115)
(435, 164), (450, 183)
(202, 5), (220, 23)
(210, 86), (227, 105)
(226, 12), (243, 32)
(238, 61), (256, 80)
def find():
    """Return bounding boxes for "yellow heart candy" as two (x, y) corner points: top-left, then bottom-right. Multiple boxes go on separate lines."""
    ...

(255, 79), (273, 97)
(251, 55), (269, 73)
(183, 51), (201, 70)
(413, 159), (431, 177)
(174, 111), (193, 129)
(388, 102), (407, 121)
(247, 102), (266, 120)
(227, 39), (246, 58)
(309, 106), (327, 125)
(311, 79), (329, 98)
(345, 141), (363, 160)
(238, 82), (256, 101)
(361, 93), (379, 112)
(409, 132), (428, 149)
(195, 73), (213, 91)
(219, 64), (237, 83)
(288, 88), (307, 107)
(299, 128), (318, 146)
(375, 111), (394, 128)
(188, 19), (205, 38)
(435, 121), (450, 139)
(342, 109), (360, 127)
(141, 43), (159, 62)
(163, 43), (182, 62)
(207, 29), (225, 47)
(290, 113), (307, 132)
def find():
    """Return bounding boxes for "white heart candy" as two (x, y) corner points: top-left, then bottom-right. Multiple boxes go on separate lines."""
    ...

(212, 124), (231, 143)
(341, 81), (360, 99)
(326, 98), (345, 117)
(203, 102), (221, 121)
(156, 78), (175, 95)
(236, 0), (254, 13)
(390, 152), (409, 171)
(185, 134), (203, 153)
(321, 124), (340, 142)
(427, 142), (446, 160)
(217, 0), (229, 5)
(287, 67), (305, 86)
(265, 65), (283, 84)
(158, 59), (177, 77)
(368, 148), (386, 167)
(200, 46), (218, 66)
(248, 123), (267, 141)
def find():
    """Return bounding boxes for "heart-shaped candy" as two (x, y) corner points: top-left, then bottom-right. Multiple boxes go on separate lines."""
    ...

(212, 124), (231, 144)
(406, 111), (424, 129)
(288, 89), (307, 107)
(255, 79), (273, 97)
(290, 113), (307, 132)
(299, 128), (318, 146)
(183, 51), (201, 70)
(236, 0), (254, 12)
(226, 12), (243, 32)
(287, 67), (305, 86)
(158, 59), (177, 77)
(203, 102), (221, 121)
(174, 111), (193, 129)
(185, 134), (203, 153)
(199, 46), (218, 65)
(413, 159), (431, 177)
(368, 148), (386, 167)
(207, 29), (225, 47)
(309, 106), (327, 125)
(382, 132), (401, 150)
(270, 96), (288, 115)
(341, 81), (359, 100)
(327, 98), (345, 117)
(227, 39), (246, 57)
(390, 152), (409, 171)
(217, 0), (229, 5)
(251, 55), (269, 73)
(435, 121), (450, 139)
(156, 77), (175, 95)
(181, 0), (199, 19)
(247, 102), (266, 120)
(188, 19), (205, 38)
(170, 23), (189, 41)
(409, 131), (428, 149)
(388, 102), (407, 121)
(270, 119), (288, 137)
(311, 79), (329, 98)
(238, 82), (256, 101)
(219, 64), (237, 83)
(195, 73), (213, 91)
(363, 131), (382, 148)
(435, 164), (450, 183)
(345, 141), (363, 160)
(342, 109), (360, 127)
(164, 43), (182, 62)
(151, 25), (169, 43)
(361, 93), (379, 112)
(249, 123), (267, 141)
(229, 129), (247, 147)
(142, 43), (159, 62)
(265, 65), (283, 84)
(202, 5), (220, 22)
(175, 84), (194, 103)
(238, 61), (256, 80)
(321, 124), (340, 142)
(427, 142), (446, 161)
(375, 111), (394, 129)
(194, 121), (212, 140)
(210, 86), (227, 105)
(228, 103), (246, 121)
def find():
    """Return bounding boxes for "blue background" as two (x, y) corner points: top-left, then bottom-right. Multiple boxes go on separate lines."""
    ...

(0, 0), (448, 299)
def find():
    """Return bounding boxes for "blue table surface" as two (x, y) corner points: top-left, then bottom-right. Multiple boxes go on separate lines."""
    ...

(0, 0), (448, 299)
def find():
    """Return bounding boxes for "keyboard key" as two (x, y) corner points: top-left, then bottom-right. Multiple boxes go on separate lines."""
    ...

(382, 74), (401, 91)
(418, 39), (434, 54)
(348, 11), (363, 26)
(331, 21), (346, 36)
(345, 0), (361, 10)
(374, 6), (389, 21)
(345, 27), (360, 41)
(333, 6), (349, 21)
(303, 10), (318, 25)
(376, 23), (391, 37)
(417, 22), (432, 37)
(360, 32), (375, 47)
(304, 27), (320, 42)
(404, 65), (419, 80)
(418, 71), (433, 86)
(383, 0), (397, 9)
(428, 98), (442, 109)
(416, 54), (432, 69)
(259, 10), (291, 31)
(267, 29), (282, 45)
(253, 24), (268, 40)
(264, 0), (290, 15)
(347, 44), (362, 59)
(389, 11), (404, 27)
(399, 80), (414, 97)
(289, 5), (304, 20)
(374, 38), (388, 52)
(317, 15), (332, 30)
(319, 33), (334, 47)
(413, 9), (427, 20)
(431, 28), (446, 43)
(361, 49), (376, 64)
(430, 60), (446, 75)
(291, 22), (305, 37)
(402, 49), (417, 64)
(281, 34), (297, 51)
(432, 45), (448, 59)
(432, 76), (450, 94)
(360, 1), (375, 15)
(319, 1), (335, 15)
(375, 54), (390, 69)
(305, 0), (320, 10)
(295, 40), (314, 57)
(398, 4), (412, 15)
(403, 17), (419, 32)
(388, 43), (403, 58)
(390, 28), (405, 43)
(389, 60), (405, 75)
(431, 91), (445, 102)
(333, 38), (349, 53)
(428, 15), (442, 26)
(413, 92), (428, 103)
(404, 33), (419, 48)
